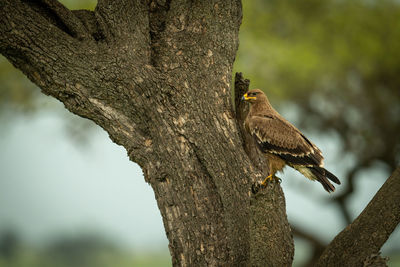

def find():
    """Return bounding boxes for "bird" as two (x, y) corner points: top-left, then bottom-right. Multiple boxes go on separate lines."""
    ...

(242, 89), (340, 192)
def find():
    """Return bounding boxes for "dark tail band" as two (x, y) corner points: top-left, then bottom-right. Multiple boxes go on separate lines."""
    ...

(309, 167), (340, 192)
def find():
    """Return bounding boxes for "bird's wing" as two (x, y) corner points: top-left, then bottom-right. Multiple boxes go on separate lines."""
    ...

(248, 115), (323, 167)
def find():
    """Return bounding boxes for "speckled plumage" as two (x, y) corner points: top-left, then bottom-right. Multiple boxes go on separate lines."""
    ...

(243, 89), (340, 192)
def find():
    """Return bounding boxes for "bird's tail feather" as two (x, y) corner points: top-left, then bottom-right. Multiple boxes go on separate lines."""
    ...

(324, 168), (341, 185)
(309, 167), (337, 192)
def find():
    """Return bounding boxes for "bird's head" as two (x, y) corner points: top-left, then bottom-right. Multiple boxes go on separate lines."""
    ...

(241, 89), (266, 104)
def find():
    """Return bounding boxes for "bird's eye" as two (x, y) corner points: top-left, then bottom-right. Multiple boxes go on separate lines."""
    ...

(250, 92), (257, 96)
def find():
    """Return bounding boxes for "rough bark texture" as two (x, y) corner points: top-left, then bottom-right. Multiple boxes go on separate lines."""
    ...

(315, 166), (400, 267)
(0, 1), (293, 266)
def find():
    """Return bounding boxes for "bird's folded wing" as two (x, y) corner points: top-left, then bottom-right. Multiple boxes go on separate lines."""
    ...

(248, 115), (323, 166)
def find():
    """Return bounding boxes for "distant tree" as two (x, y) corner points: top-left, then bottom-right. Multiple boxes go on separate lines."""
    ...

(0, 231), (20, 260)
(1, 1), (399, 266)
(43, 234), (116, 267)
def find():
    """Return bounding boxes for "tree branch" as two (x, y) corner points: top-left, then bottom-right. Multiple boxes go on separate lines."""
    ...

(0, 0), (89, 87)
(148, 0), (242, 72)
(95, 0), (150, 46)
(0, 0), (154, 162)
(315, 166), (400, 267)
(332, 157), (374, 225)
(1, 1), (79, 51)
(249, 186), (294, 266)
(234, 72), (250, 136)
(234, 72), (294, 266)
(34, 0), (91, 40)
(234, 72), (268, 176)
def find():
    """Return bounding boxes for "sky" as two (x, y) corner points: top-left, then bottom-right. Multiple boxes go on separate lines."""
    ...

(0, 104), (168, 252)
(0, 94), (398, 260)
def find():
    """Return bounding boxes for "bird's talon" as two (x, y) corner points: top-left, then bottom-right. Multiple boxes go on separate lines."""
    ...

(251, 183), (260, 194)
(260, 174), (281, 187)
(260, 174), (274, 187)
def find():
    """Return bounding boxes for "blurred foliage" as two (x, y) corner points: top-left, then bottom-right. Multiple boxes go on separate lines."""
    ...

(0, 231), (171, 267)
(0, 230), (398, 267)
(235, 0), (400, 171)
(60, 0), (96, 10)
(0, 57), (39, 114)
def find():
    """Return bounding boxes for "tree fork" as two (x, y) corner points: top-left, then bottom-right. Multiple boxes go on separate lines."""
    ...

(0, 1), (294, 266)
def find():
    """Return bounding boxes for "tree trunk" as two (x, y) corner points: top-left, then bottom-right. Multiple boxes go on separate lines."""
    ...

(0, 1), (293, 265)
(2, 1), (399, 266)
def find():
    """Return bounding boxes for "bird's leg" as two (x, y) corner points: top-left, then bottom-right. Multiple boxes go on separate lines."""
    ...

(261, 174), (274, 186)
(261, 174), (281, 187)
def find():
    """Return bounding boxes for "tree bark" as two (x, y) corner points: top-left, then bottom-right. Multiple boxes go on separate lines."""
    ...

(234, 73), (294, 266)
(315, 166), (400, 267)
(0, 1), (293, 265)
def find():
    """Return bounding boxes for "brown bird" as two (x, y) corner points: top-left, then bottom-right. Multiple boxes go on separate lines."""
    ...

(242, 89), (340, 192)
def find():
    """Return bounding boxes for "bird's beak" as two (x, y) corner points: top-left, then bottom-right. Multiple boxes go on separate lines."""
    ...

(242, 93), (256, 101)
